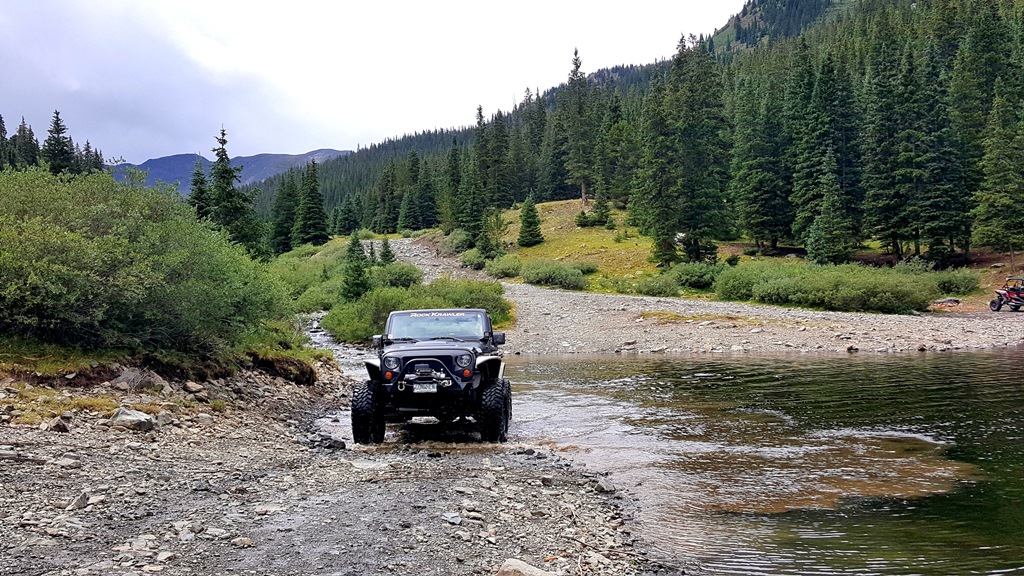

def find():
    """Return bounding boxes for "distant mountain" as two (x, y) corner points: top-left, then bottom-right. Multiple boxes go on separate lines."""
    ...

(113, 149), (351, 194)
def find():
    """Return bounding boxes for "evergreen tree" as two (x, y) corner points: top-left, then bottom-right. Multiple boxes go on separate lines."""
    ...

(10, 118), (40, 168)
(270, 171), (299, 253)
(188, 159), (213, 220)
(517, 195), (544, 247)
(209, 128), (264, 251)
(0, 113), (7, 171)
(292, 160), (330, 246)
(379, 237), (397, 264)
(371, 161), (400, 234)
(437, 142), (462, 234)
(563, 49), (597, 205)
(340, 233), (371, 301)
(41, 110), (75, 175)
(973, 86), (1024, 270)
(805, 149), (855, 265)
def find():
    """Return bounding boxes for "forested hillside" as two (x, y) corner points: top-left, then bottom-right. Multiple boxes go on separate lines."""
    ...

(260, 0), (1023, 268)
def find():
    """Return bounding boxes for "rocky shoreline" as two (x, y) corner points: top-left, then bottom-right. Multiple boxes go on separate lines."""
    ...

(1, 362), (658, 576)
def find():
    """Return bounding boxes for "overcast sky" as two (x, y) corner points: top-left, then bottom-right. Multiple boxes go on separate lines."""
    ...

(0, 1), (746, 164)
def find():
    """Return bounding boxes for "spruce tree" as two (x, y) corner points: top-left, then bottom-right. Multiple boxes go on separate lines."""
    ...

(209, 128), (263, 252)
(379, 237), (397, 265)
(292, 160), (330, 246)
(41, 110), (75, 175)
(340, 233), (371, 301)
(9, 118), (39, 168)
(188, 159), (213, 220)
(0, 113), (7, 171)
(973, 87), (1024, 271)
(270, 171), (299, 254)
(563, 49), (596, 206)
(805, 149), (855, 265)
(517, 195), (544, 247)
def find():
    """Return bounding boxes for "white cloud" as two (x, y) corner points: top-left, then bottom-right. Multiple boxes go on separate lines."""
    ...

(0, 0), (745, 162)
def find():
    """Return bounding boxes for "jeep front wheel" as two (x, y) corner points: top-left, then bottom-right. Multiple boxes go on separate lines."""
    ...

(351, 380), (385, 444)
(480, 379), (511, 443)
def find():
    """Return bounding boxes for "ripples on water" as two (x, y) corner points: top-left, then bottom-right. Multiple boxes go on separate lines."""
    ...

(506, 350), (1024, 576)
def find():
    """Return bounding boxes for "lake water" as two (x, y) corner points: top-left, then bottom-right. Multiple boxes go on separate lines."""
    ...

(504, 350), (1024, 575)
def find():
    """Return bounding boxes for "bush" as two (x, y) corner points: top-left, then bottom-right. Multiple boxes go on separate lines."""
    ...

(370, 262), (424, 288)
(725, 254), (740, 266)
(636, 274), (679, 297)
(670, 262), (725, 290)
(441, 229), (474, 255)
(321, 279), (511, 343)
(520, 260), (586, 290)
(715, 261), (939, 313)
(933, 268), (980, 296)
(460, 248), (487, 270)
(572, 261), (599, 275)
(0, 169), (287, 355)
(484, 254), (522, 278)
(354, 228), (376, 240)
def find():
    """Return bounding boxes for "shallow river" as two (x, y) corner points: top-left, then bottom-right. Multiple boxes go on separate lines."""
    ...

(315, 316), (1024, 575)
(504, 351), (1024, 575)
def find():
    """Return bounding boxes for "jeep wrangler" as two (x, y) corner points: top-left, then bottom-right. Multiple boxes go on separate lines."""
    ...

(351, 308), (511, 444)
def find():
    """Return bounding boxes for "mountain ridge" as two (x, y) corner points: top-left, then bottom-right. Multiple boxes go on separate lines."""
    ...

(113, 148), (351, 194)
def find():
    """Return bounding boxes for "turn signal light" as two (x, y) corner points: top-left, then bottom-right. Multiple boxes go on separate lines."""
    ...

(463, 369), (471, 377)
(385, 371), (393, 379)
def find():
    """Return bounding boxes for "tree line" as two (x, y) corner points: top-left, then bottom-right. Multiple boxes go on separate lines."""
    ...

(258, 0), (1023, 268)
(0, 111), (105, 175)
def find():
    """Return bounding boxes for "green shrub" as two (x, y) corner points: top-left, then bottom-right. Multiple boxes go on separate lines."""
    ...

(441, 229), (474, 255)
(715, 261), (938, 313)
(725, 254), (740, 266)
(635, 274), (679, 297)
(670, 262), (725, 290)
(0, 169), (287, 355)
(370, 262), (424, 288)
(484, 254), (522, 278)
(572, 261), (599, 275)
(399, 228), (414, 238)
(460, 248), (487, 270)
(933, 268), (980, 296)
(354, 228), (376, 240)
(520, 260), (586, 290)
(322, 279), (511, 343)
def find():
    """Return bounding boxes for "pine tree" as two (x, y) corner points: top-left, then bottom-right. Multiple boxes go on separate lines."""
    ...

(270, 171), (299, 253)
(973, 86), (1024, 271)
(379, 237), (397, 265)
(340, 233), (371, 301)
(10, 118), (39, 168)
(805, 148), (855, 265)
(292, 160), (330, 246)
(188, 159), (213, 220)
(41, 110), (75, 175)
(209, 128), (264, 252)
(0, 113), (7, 171)
(563, 49), (596, 206)
(517, 195), (544, 247)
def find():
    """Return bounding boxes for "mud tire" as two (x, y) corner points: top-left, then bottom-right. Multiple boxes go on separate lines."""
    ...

(990, 298), (1003, 312)
(1012, 305), (1021, 312)
(351, 380), (385, 444)
(479, 380), (510, 443)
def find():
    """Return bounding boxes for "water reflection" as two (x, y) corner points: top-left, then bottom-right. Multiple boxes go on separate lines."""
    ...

(505, 350), (1024, 575)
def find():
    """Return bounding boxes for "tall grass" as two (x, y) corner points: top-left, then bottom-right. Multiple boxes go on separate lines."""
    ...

(714, 261), (979, 314)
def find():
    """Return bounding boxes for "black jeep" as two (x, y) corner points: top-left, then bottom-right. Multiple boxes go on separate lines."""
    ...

(351, 308), (511, 444)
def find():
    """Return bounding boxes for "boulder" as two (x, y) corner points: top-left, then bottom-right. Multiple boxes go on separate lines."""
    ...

(108, 408), (155, 431)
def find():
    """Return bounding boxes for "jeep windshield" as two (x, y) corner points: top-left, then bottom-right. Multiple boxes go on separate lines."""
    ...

(387, 310), (486, 341)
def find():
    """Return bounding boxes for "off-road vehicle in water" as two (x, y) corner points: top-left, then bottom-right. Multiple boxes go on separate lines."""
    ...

(351, 309), (511, 444)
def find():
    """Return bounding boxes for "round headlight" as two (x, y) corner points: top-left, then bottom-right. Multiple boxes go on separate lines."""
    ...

(383, 357), (400, 370)
(455, 354), (472, 368)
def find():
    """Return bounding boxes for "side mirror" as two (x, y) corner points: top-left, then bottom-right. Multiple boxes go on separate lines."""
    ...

(491, 332), (505, 346)
(372, 335), (383, 349)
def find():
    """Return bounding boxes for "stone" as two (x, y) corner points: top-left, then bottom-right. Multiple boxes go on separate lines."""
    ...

(183, 381), (205, 394)
(196, 413), (215, 427)
(108, 408), (155, 431)
(540, 475), (554, 487)
(496, 559), (556, 576)
(442, 512), (462, 525)
(48, 416), (70, 433)
(111, 368), (142, 389)
(65, 491), (90, 510)
(230, 537), (254, 548)
(594, 478), (616, 493)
